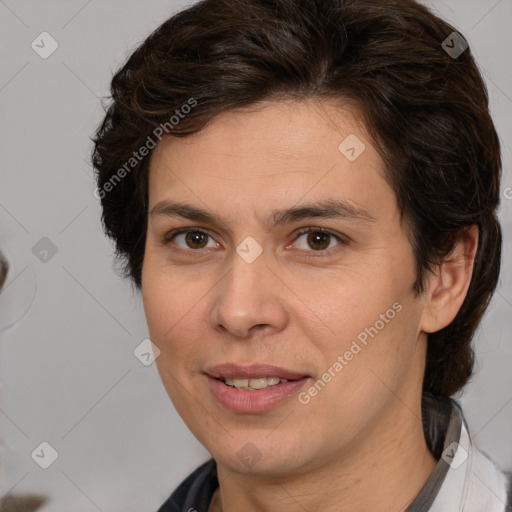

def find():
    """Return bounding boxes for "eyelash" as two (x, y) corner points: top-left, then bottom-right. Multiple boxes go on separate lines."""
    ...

(162, 227), (348, 258)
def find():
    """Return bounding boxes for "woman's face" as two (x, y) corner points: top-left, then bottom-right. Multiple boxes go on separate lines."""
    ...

(141, 99), (430, 476)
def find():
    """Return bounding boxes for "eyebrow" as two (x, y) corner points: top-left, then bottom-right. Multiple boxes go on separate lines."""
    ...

(149, 198), (376, 229)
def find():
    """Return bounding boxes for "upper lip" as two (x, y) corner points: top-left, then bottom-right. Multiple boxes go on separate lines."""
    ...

(205, 363), (310, 381)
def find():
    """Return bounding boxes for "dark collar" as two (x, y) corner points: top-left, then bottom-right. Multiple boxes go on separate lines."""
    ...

(405, 392), (463, 511)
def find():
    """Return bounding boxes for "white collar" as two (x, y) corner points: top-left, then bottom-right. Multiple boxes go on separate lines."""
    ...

(427, 400), (510, 512)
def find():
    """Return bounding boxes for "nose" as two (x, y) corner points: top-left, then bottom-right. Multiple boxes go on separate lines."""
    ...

(209, 247), (288, 340)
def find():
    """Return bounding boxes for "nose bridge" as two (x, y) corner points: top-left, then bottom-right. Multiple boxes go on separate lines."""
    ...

(210, 242), (287, 338)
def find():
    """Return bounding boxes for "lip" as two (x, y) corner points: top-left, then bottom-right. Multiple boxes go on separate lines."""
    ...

(205, 363), (309, 381)
(204, 363), (311, 413)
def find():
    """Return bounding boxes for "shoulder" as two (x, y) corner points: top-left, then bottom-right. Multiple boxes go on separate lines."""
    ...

(156, 458), (218, 512)
(423, 396), (512, 511)
(464, 439), (512, 511)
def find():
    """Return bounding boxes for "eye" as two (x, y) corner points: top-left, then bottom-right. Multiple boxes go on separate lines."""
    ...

(165, 228), (219, 251)
(163, 227), (347, 256)
(292, 227), (346, 255)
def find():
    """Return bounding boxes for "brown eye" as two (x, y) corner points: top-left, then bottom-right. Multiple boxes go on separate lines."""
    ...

(294, 228), (345, 253)
(166, 229), (217, 250)
(305, 231), (331, 251)
(183, 231), (209, 249)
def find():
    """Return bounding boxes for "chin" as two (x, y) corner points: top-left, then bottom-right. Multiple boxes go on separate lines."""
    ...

(210, 436), (312, 477)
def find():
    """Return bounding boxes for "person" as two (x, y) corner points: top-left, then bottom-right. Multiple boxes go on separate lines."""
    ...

(91, 0), (511, 510)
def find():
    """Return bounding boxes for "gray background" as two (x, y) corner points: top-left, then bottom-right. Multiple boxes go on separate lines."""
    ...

(0, 0), (511, 511)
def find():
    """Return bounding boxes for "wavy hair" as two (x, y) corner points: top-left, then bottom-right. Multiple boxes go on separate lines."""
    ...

(92, 0), (502, 396)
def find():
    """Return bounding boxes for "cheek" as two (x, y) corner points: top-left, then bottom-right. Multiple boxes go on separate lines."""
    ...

(141, 257), (211, 390)
(141, 276), (170, 342)
(311, 297), (423, 420)
(142, 266), (200, 409)
(305, 264), (422, 399)
(141, 251), (197, 340)
(295, 267), (408, 353)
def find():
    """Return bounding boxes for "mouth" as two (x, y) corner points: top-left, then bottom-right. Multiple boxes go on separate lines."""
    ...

(216, 376), (294, 390)
(205, 363), (310, 383)
(204, 363), (311, 412)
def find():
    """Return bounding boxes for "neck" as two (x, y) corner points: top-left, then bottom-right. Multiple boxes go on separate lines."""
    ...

(210, 399), (438, 512)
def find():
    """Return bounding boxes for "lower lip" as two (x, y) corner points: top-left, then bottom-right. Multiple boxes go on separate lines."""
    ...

(206, 375), (309, 413)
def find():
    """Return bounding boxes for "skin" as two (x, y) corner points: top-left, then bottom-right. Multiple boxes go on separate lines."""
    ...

(141, 98), (478, 512)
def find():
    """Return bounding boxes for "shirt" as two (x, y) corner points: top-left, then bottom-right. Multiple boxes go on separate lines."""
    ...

(157, 393), (512, 512)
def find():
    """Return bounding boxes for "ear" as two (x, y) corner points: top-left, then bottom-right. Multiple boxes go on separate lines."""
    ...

(420, 225), (479, 334)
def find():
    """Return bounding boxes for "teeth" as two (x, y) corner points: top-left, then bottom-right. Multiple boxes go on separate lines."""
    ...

(224, 376), (288, 390)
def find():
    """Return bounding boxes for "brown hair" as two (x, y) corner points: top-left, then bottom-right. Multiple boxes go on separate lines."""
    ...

(91, 0), (502, 397)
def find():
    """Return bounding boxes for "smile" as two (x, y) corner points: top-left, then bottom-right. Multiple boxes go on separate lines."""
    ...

(223, 377), (289, 390)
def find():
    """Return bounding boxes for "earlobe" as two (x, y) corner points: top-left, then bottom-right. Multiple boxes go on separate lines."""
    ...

(420, 225), (479, 334)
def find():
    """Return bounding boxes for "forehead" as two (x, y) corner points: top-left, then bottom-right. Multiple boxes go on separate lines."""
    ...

(150, 98), (372, 170)
(147, 99), (396, 227)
